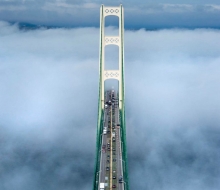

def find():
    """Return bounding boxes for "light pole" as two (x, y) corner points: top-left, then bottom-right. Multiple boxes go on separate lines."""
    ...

(119, 140), (123, 152)
(96, 170), (102, 185)
(122, 181), (127, 190)
(96, 170), (101, 185)
(100, 133), (105, 145)
(120, 158), (125, 168)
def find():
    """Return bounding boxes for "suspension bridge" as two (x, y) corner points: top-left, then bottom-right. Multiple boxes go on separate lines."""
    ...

(93, 4), (129, 190)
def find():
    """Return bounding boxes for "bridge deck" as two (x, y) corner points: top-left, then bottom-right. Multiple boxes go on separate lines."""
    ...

(94, 90), (127, 190)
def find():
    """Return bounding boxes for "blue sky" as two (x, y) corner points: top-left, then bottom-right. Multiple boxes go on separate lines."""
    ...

(0, 0), (220, 28)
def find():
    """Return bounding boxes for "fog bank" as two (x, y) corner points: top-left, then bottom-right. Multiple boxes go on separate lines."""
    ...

(0, 22), (220, 189)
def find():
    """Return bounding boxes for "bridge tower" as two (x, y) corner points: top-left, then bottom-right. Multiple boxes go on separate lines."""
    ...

(93, 4), (129, 190)
(99, 4), (125, 110)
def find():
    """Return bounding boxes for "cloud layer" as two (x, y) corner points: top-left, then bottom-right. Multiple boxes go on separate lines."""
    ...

(0, 22), (220, 189)
(0, 21), (99, 190)
(125, 29), (220, 190)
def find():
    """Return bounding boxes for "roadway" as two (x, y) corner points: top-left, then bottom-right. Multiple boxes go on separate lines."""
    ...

(98, 90), (124, 190)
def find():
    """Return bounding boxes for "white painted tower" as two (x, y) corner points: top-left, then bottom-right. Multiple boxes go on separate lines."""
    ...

(99, 4), (125, 109)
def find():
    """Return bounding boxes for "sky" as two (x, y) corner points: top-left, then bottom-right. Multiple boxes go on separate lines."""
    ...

(0, 0), (220, 29)
(0, 1), (220, 190)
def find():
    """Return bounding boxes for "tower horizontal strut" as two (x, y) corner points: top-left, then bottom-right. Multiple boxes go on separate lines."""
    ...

(103, 70), (120, 80)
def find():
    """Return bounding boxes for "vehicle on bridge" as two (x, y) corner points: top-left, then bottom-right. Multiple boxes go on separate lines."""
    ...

(119, 175), (123, 183)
